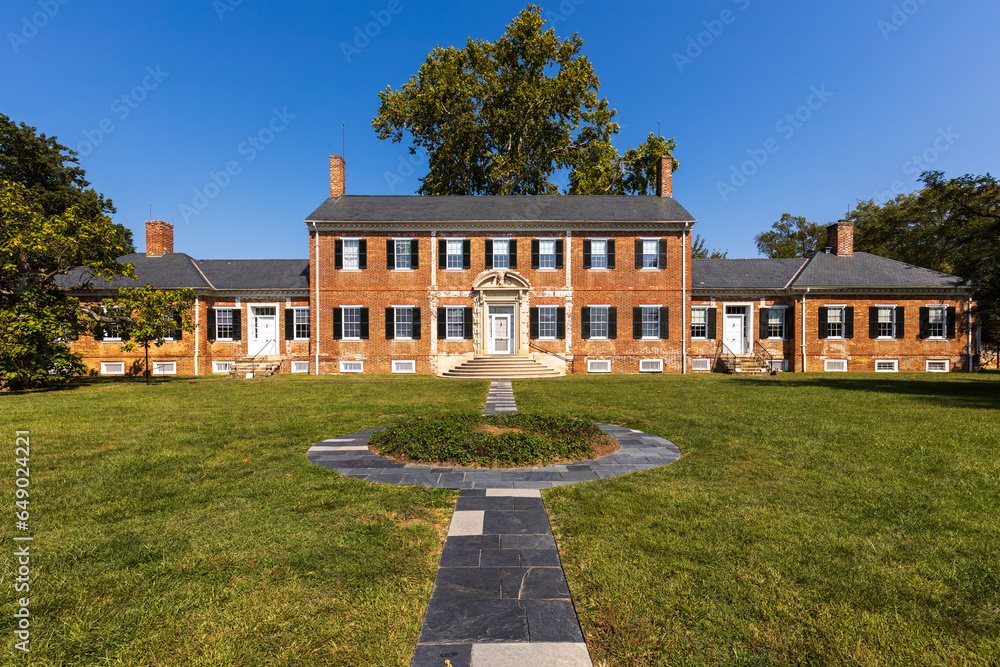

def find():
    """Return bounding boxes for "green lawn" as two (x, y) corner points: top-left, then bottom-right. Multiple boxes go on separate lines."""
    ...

(1, 373), (998, 665)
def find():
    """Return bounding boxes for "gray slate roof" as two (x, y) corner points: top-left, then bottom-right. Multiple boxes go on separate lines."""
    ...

(197, 259), (309, 290)
(305, 195), (696, 224)
(693, 258), (806, 289)
(58, 253), (211, 290)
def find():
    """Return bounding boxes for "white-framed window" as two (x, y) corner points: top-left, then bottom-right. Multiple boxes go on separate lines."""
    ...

(394, 238), (412, 270)
(446, 239), (464, 269)
(538, 239), (556, 270)
(446, 307), (465, 340)
(590, 306), (609, 339)
(824, 359), (848, 372)
(691, 306), (708, 339)
(926, 359), (950, 372)
(215, 308), (234, 340)
(293, 308), (310, 340)
(641, 239), (659, 269)
(491, 238), (510, 269)
(291, 361), (309, 373)
(151, 361), (176, 375)
(640, 358), (663, 373)
(588, 359), (611, 373)
(767, 308), (786, 339)
(394, 306), (414, 340)
(590, 238), (608, 269)
(642, 306), (660, 339)
(342, 306), (361, 340)
(340, 360), (364, 373)
(213, 361), (233, 373)
(767, 359), (788, 372)
(692, 358), (712, 371)
(100, 361), (124, 375)
(392, 360), (416, 374)
(826, 306), (845, 339)
(342, 239), (360, 270)
(537, 306), (557, 339)
(927, 306), (946, 339)
(101, 307), (122, 341)
(875, 360), (899, 373)
(877, 306), (896, 339)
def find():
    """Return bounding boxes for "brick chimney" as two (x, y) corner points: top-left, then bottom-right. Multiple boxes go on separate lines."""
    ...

(145, 220), (174, 256)
(826, 220), (854, 256)
(329, 155), (345, 198)
(656, 155), (673, 198)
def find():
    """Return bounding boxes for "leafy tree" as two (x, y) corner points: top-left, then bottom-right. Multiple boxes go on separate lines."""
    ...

(754, 214), (827, 258)
(372, 5), (677, 195)
(0, 116), (135, 389)
(692, 234), (728, 259)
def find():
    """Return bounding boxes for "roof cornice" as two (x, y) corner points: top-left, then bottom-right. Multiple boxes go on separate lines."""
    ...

(305, 220), (691, 232)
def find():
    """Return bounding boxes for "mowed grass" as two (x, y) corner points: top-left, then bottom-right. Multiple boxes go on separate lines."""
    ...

(516, 373), (1000, 666)
(0, 376), (487, 666)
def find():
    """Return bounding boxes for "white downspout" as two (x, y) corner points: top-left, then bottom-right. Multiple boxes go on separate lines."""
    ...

(682, 223), (688, 374)
(968, 296), (973, 372)
(312, 222), (320, 374)
(194, 295), (200, 375)
(801, 288), (810, 372)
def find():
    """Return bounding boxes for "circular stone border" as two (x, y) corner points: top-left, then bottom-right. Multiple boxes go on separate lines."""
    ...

(306, 424), (681, 489)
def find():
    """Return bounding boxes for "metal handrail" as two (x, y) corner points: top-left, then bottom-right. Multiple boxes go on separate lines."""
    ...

(753, 340), (774, 370)
(247, 339), (277, 365)
(527, 341), (572, 374)
(717, 340), (737, 372)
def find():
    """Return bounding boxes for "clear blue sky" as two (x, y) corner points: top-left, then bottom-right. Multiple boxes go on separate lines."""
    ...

(3, 0), (998, 259)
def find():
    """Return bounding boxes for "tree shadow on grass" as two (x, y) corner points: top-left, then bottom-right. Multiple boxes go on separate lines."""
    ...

(727, 373), (1000, 410)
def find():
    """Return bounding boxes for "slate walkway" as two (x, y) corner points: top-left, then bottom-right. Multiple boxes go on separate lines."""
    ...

(483, 380), (518, 415)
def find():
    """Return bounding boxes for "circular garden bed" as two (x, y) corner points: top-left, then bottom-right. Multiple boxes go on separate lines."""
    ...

(367, 413), (619, 468)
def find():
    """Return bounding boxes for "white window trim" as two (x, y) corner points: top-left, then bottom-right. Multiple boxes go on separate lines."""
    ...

(444, 306), (466, 341)
(691, 306), (709, 341)
(536, 237), (558, 271)
(291, 360), (310, 373)
(212, 307), (236, 341)
(875, 304), (897, 340)
(587, 359), (611, 373)
(766, 305), (788, 340)
(825, 304), (847, 340)
(392, 237), (414, 271)
(100, 361), (125, 375)
(444, 238), (466, 271)
(925, 304), (948, 340)
(640, 237), (661, 271)
(213, 361), (233, 373)
(588, 237), (609, 271)
(340, 237), (362, 272)
(392, 360), (416, 374)
(536, 305), (558, 340)
(640, 304), (662, 341)
(151, 361), (177, 376)
(824, 359), (848, 372)
(588, 304), (610, 340)
(926, 359), (950, 372)
(692, 358), (712, 371)
(875, 359), (899, 373)
(341, 305), (363, 342)
(393, 305), (415, 341)
(639, 358), (664, 373)
(292, 306), (310, 341)
(339, 360), (364, 373)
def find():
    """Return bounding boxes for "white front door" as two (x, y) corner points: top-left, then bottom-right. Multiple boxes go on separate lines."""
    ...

(724, 314), (746, 354)
(490, 314), (511, 355)
(249, 307), (278, 356)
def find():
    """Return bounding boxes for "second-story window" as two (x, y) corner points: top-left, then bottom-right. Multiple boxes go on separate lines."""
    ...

(343, 240), (360, 270)
(492, 239), (510, 269)
(538, 239), (556, 269)
(395, 239), (411, 270)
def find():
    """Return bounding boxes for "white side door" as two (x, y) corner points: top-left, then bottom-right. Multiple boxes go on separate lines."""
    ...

(249, 308), (277, 356)
(724, 314), (745, 354)
(490, 314), (511, 354)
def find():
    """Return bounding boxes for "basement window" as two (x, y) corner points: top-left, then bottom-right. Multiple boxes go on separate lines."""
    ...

(588, 359), (611, 373)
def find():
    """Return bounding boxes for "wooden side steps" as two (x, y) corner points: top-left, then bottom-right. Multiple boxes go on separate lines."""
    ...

(441, 355), (562, 379)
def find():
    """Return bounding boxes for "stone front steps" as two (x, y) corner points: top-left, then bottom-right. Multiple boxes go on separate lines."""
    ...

(228, 355), (283, 379)
(721, 354), (769, 375)
(441, 355), (562, 379)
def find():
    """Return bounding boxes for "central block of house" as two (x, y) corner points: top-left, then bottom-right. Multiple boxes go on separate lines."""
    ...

(306, 156), (694, 376)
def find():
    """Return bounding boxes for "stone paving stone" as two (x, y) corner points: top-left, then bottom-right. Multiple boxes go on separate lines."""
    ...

(513, 497), (545, 510)
(525, 600), (587, 643)
(410, 643), (472, 667)
(501, 534), (557, 550)
(500, 567), (571, 599)
(469, 642), (592, 667)
(511, 481), (555, 489)
(448, 511), (485, 537)
(439, 548), (482, 568)
(418, 598), (528, 644)
(483, 511), (551, 535)
(479, 549), (521, 567)
(485, 488), (542, 498)
(518, 548), (562, 567)
(434, 567), (502, 599)
(455, 496), (515, 511)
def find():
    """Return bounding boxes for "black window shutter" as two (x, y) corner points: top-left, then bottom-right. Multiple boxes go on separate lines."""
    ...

(509, 240), (517, 269)
(707, 308), (717, 339)
(845, 307), (855, 339)
(360, 308), (369, 340)
(581, 307), (591, 339)
(359, 239), (367, 269)
(207, 309), (216, 341)
(531, 240), (540, 269)
(410, 241), (419, 269)
(385, 308), (395, 339)
(232, 310), (242, 341)
(607, 240), (616, 269)
(609, 307), (618, 339)
(759, 308), (770, 339)
(919, 306), (929, 338)
(633, 307), (642, 339)
(660, 307), (670, 339)
(869, 307), (879, 339)
(438, 239), (446, 269)
(947, 306), (956, 339)
(120, 327), (130, 343)
(529, 307), (539, 339)
(896, 306), (905, 339)
(555, 239), (564, 270)
(412, 308), (421, 340)
(463, 307), (473, 339)
(462, 240), (471, 269)
(582, 240), (592, 270)
(437, 307), (446, 339)
(556, 307), (566, 339)
(93, 322), (104, 341)
(818, 307), (828, 339)
(386, 239), (394, 269)
(658, 240), (668, 270)
(173, 314), (183, 341)
(485, 239), (493, 269)
(285, 308), (294, 340)
(334, 240), (343, 270)
(634, 239), (643, 269)
(332, 308), (342, 340)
